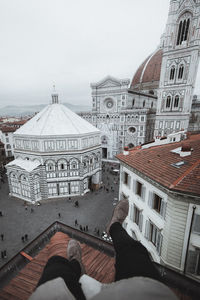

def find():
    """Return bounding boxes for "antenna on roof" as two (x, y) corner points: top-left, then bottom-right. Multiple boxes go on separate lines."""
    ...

(51, 84), (59, 104)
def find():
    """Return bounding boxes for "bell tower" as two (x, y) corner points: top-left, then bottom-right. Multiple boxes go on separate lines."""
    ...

(154, 0), (200, 137)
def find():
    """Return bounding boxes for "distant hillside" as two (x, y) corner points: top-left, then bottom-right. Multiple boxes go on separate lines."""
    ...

(0, 103), (91, 117)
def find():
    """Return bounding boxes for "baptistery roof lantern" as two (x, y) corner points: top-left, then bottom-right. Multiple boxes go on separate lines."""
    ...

(51, 85), (59, 104)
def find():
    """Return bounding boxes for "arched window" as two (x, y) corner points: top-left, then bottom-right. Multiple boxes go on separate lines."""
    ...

(45, 160), (55, 172)
(166, 96), (171, 108)
(70, 159), (79, 170)
(181, 19), (186, 43)
(174, 95), (179, 108)
(170, 66), (175, 80)
(132, 99), (135, 107)
(177, 17), (190, 45)
(143, 101), (145, 108)
(177, 21), (182, 45)
(20, 175), (30, 198)
(178, 65), (184, 79)
(185, 19), (190, 41)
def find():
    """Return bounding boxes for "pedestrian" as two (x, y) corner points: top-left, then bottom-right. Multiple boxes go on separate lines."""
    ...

(25, 234), (28, 241)
(86, 225), (88, 232)
(3, 250), (7, 258)
(97, 229), (100, 236)
(80, 225), (83, 231)
(58, 213), (61, 218)
(25, 206), (28, 210)
(0, 211), (2, 217)
(22, 236), (24, 242)
(75, 219), (78, 226)
(1, 233), (4, 241)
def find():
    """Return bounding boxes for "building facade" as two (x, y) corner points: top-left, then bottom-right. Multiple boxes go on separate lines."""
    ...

(79, 0), (200, 160)
(154, 0), (200, 137)
(6, 93), (102, 203)
(79, 76), (157, 160)
(0, 127), (15, 158)
(117, 132), (200, 278)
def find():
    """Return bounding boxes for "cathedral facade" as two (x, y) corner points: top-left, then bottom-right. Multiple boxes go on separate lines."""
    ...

(80, 0), (200, 160)
(79, 75), (157, 160)
(6, 93), (102, 203)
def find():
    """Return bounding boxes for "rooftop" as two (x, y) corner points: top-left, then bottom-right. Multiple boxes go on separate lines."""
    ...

(117, 133), (200, 196)
(130, 48), (163, 90)
(7, 158), (41, 172)
(15, 103), (100, 137)
(0, 126), (16, 133)
(0, 222), (199, 300)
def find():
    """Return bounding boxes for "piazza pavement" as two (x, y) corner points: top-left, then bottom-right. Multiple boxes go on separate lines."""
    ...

(0, 162), (119, 268)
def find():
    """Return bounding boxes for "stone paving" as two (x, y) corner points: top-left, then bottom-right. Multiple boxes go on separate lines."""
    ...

(0, 162), (120, 268)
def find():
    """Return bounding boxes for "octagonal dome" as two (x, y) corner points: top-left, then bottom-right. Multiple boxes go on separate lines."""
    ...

(130, 48), (163, 93)
(15, 103), (99, 137)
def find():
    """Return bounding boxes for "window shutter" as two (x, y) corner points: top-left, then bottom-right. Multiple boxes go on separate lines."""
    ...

(148, 191), (153, 208)
(128, 175), (131, 189)
(186, 251), (198, 274)
(141, 186), (146, 201)
(193, 215), (200, 234)
(156, 232), (163, 255)
(139, 213), (143, 232)
(145, 220), (150, 240)
(160, 201), (167, 219)
(130, 204), (134, 221)
(122, 172), (125, 184)
(132, 179), (136, 193)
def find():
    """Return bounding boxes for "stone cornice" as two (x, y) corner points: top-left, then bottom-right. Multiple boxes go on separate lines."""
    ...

(14, 145), (102, 156)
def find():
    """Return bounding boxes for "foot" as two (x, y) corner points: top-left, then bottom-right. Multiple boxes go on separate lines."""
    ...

(67, 239), (85, 275)
(107, 199), (129, 235)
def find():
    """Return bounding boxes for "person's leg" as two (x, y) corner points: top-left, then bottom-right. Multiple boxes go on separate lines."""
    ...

(110, 222), (161, 282)
(37, 255), (86, 300)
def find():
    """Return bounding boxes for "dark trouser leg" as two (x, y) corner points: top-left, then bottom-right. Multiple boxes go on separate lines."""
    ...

(110, 222), (161, 282)
(37, 256), (86, 300)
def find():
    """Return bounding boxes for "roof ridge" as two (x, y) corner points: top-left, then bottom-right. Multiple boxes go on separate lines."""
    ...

(170, 158), (200, 189)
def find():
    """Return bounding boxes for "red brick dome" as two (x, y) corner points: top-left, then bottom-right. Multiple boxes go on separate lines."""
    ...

(130, 48), (163, 92)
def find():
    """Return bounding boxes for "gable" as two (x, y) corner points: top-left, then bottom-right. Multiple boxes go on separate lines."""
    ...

(98, 79), (121, 89)
(179, 0), (195, 14)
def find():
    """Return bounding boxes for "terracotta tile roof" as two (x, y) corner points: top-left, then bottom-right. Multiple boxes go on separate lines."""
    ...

(6, 120), (28, 126)
(0, 232), (115, 300)
(117, 134), (200, 196)
(0, 126), (16, 133)
(131, 49), (163, 88)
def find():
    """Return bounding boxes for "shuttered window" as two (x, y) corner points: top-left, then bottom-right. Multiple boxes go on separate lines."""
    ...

(148, 191), (166, 219)
(193, 215), (200, 234)
(145, 220), (163, 255)
(123, 172), (131, 188)
(131, 204), (143, 232)
(133, 179), (146, 201)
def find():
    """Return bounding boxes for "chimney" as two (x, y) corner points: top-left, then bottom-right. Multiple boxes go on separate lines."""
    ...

(180, 144), (192, 157)
(123, 146), (129, 156)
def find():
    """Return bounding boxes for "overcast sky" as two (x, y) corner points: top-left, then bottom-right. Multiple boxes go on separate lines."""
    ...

(0, 0), (171, 108)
